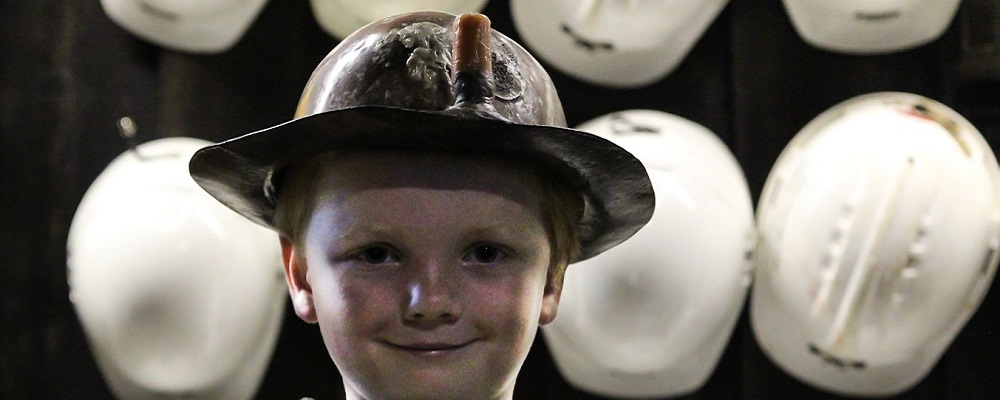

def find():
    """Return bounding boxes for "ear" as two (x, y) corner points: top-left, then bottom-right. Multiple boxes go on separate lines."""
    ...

(538, 269), (563, 326)
(280, 235), (317, 323)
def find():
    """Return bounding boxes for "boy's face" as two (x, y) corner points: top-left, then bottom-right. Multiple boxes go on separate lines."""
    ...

(281, 150), (561, 400)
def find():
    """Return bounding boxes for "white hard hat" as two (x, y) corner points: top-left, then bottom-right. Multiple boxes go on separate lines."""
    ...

(510, 0), (729, 88)
(308, 0), (490, 39)
(67, 137), (287, 400)
(752, 92), (1000, 396)
(100, 0), (269, 53)
(543, 110), (755, 397)
(781, 0), (962, 54)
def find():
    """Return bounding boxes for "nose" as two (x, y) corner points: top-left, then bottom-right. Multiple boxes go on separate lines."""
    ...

(404, 260), (461, 326)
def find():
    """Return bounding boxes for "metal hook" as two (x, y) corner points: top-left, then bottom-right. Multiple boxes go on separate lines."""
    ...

(117, 117), (146, 160)
(609, 113), (659, 135)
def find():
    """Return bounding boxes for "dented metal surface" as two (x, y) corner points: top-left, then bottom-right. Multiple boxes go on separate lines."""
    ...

(188, 11), (655, 262)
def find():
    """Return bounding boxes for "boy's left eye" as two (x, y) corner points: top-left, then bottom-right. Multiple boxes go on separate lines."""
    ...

(465, 244), (504, 264)
(358, 246), (397, 264)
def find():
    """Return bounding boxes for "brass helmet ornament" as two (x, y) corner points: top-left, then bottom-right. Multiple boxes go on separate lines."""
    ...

(189, 12), (655, 261)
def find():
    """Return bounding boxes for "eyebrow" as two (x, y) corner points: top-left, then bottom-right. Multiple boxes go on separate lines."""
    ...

(467, 224), (528, 240)
(334, 224), (398, 243)
(333, 222), (534, 246)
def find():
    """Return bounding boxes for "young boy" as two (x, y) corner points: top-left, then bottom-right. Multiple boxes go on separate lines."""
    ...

(189, 11), (654, 400)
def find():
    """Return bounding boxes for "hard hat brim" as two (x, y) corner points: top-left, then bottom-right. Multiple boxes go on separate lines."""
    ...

(189, 105), (655, 262)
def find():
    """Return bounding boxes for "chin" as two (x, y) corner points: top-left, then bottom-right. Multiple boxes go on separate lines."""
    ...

(365, 368), (510, 400)
(364, 383), (502, 400)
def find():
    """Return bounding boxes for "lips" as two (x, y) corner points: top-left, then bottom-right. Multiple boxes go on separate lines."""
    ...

(383, 340), (475, 354)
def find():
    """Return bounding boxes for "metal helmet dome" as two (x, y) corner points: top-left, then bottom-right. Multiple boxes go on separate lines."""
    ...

(543, 110), (755, 397)
(751, 92), (1000, 396)
(189, 12), (655, 262)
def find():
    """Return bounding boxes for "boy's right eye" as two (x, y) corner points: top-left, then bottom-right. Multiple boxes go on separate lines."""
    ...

(359, 246), (397, 264)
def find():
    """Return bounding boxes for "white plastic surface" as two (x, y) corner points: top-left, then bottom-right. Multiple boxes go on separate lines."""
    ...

(100, 0), (269, 53)
(782, 0), (962, 54)
(752, 92), (1000, 396)
(511, 0), (729, 88)
(67, 138), (287, 400)
(308, 0), (490, 39)
(543, 110), (755, 397)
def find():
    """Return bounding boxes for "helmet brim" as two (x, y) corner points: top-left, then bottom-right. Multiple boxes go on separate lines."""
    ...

(189, 105), (655, 262)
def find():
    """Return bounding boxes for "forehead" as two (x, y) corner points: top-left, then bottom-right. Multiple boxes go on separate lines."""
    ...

(310, 149), (544, 205)
(301, 150), (549, 241)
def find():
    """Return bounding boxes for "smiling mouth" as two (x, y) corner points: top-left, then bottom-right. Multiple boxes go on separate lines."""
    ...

(383, 340), (474, 355)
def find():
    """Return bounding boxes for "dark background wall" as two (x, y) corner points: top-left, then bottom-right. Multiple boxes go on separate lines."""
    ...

(2, 0), (999, 399)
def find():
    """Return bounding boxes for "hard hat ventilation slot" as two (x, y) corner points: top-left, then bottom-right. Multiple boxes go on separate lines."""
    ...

(609, 113), (660, 135)
(808, 343), (867, 369)
(854, 10), (901, 21)
(560, 23), (615, 52)
(979, 242), (999, 276)
(138, 1), (180, 21)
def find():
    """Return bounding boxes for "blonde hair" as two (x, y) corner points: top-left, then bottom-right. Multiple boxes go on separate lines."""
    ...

(273, 151), (583, 290)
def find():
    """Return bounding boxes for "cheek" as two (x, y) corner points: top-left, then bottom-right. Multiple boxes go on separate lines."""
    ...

(311, 271), (397, 337)
(469, 271), (548, 338)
